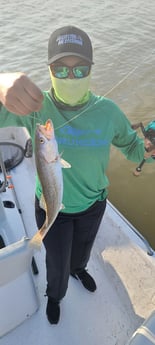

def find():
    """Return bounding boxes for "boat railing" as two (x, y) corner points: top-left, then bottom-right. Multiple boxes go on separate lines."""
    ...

(108, 201), (154, 256)
(129, 226), (154, 256)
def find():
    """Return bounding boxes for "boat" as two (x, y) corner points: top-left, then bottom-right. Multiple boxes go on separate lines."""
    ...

(0, 126), (155, 345)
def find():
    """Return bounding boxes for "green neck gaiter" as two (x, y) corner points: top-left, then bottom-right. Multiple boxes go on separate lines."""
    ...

(49, 70), (91, 106)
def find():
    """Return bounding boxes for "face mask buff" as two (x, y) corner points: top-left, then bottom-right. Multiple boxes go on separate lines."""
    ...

(49, 70), (91, 106)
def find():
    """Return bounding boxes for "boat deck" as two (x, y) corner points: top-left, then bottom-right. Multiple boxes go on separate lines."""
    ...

(2, 202), (155, 345)
(0, 126), (155, 345)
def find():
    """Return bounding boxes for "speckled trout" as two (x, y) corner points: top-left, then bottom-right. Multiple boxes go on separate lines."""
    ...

(30, 119), (70, 249)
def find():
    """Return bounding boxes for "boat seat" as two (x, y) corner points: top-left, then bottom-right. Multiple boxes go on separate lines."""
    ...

(0, 138), (32, 173)
(127, 311), (155, 345)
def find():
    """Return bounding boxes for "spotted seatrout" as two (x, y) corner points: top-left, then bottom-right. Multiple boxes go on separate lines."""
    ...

(30, 119), (70, 249)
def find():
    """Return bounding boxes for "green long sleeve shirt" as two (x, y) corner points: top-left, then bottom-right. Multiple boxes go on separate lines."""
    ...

(0, 91), (146, 213)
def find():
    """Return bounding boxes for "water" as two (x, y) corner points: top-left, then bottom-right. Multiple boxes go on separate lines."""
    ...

(1, 0), (155, 247)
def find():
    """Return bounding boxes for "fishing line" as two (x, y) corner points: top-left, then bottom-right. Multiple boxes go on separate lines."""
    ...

(28, 50), (155, 131)
(55, 51), (155, 130)
(104, 51), (155, 97)
(26, 98), (102, 130)
(54, 99), (101, 131)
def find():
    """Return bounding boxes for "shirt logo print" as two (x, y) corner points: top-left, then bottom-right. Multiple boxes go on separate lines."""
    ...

(56, 125), (109, 147)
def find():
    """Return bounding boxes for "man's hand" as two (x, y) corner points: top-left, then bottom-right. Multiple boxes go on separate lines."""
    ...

(144, 138), (155, 158)
(0, 72), (44, 115)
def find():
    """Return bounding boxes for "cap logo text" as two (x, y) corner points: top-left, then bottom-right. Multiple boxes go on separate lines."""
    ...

(56, 34), (83, 46)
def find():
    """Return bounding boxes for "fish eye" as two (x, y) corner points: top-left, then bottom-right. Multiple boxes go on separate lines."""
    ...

(40, 137), (45, 144)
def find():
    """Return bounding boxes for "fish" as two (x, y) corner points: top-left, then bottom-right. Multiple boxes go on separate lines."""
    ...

(30, 119), (70, 249)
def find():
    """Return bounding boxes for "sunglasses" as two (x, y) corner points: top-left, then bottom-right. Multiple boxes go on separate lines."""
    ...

(50, 65), (91, 79)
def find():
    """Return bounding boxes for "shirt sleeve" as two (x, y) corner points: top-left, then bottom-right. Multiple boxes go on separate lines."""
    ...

(111, 103), (145, 163)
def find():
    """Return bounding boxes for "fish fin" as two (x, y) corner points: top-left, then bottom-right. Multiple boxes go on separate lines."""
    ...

(29, 232), (42, 251)
(60, 158), (71, 168)
(39, 194), (46, 211)
(60, 203), (65, 210)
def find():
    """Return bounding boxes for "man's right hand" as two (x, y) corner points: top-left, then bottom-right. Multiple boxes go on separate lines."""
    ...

(0, 72), (44, 115)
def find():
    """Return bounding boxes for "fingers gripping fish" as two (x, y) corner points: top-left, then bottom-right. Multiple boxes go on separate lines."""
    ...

(30, 119), (70, 249)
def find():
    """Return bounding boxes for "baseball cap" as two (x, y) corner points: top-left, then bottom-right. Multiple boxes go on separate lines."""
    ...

(48, 26), (94, 65)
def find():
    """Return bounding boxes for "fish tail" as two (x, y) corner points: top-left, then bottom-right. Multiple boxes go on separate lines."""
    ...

(29, 232), (42, 250)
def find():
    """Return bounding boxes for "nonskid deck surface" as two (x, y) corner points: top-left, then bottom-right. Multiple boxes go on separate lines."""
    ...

(0, 246), (140, 345)
(2, 203), (155, 345)
(1, 127), (155, 345)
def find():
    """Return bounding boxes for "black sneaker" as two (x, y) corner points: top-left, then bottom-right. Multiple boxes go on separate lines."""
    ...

(46, 297), (60, 324)
(71, 269), (97, 292)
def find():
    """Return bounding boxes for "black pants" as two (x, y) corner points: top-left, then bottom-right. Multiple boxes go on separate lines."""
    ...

(35, 197), (107, 301)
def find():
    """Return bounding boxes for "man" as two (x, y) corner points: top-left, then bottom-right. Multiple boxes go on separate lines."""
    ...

(0, 25), (154, 325)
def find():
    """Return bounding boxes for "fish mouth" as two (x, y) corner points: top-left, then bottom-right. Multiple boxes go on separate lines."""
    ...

(45, 119), (53, 131)
(37, 120), (54, 140)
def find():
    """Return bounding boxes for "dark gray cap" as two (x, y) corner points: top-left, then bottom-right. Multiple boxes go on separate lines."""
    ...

(48, 26), (94, 65)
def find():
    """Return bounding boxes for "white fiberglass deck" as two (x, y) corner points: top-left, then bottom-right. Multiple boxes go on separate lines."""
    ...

(1, 127), (155, 345)
(1, 202), (155, 345)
